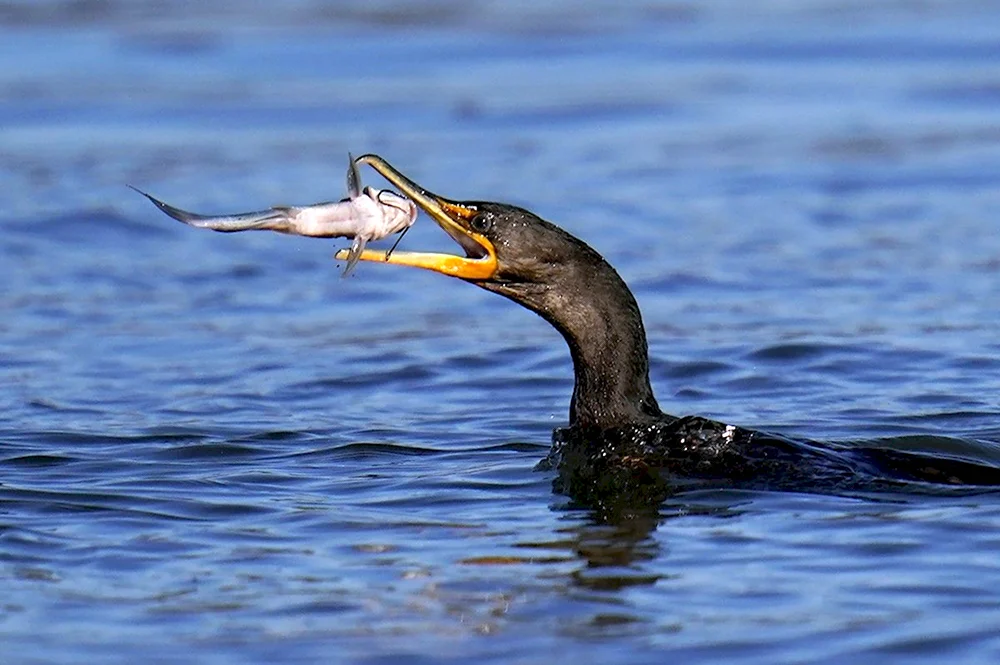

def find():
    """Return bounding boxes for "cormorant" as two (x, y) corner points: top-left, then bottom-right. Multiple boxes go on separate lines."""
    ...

(338, 155), (1000, 509)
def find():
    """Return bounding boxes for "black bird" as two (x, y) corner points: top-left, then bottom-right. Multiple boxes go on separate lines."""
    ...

(340, 155), (1000, 510)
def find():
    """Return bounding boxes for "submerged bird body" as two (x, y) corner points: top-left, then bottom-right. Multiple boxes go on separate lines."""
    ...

(548, 416), (1000, 509)
(332, 155), (1000, 505)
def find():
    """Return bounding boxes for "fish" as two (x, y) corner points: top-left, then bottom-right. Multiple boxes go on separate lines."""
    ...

(129, 155), (418, 276)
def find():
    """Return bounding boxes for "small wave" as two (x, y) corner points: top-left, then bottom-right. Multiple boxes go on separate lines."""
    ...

(0, 486), (209, 522)
(657, 359), (734, 379)
(151, 442), (268, 461)
(474, 441), (550, 454)
(285, 441), (443, 461)
(747, 342), (841, 362)
(0, 453), (77, 468)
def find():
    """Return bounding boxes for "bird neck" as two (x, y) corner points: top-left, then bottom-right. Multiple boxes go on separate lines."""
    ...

(560, 269), (661, 428)
(506, 256), (662, 429)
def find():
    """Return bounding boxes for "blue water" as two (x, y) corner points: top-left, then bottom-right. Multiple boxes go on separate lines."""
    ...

(4, 1), (1000, 663)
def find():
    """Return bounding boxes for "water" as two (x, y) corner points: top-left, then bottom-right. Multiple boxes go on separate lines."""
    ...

(3, 1), (1000, 662)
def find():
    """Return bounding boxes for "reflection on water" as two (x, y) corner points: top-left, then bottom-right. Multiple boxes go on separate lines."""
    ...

(4, 0), (1000, 663)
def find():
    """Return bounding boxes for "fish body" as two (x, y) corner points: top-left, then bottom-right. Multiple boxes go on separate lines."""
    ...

(130, 155), (418, 275)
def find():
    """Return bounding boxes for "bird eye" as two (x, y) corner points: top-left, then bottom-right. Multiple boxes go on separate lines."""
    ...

(469, 214), (492, 233)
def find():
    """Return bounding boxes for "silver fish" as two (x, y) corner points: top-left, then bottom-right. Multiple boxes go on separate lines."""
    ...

(130, 155), (418, 276)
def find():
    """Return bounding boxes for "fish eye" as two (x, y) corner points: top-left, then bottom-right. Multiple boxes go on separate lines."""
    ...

(470, 213), (492, 233)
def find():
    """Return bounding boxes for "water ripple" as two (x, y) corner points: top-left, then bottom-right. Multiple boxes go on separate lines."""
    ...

(5, 2), (1000, 663)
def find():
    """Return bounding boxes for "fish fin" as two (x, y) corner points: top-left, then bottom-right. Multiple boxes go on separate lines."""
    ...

(384, 225), (411, 261)
(128, 184), (208, 224)
(129, 185), (286, 231)
(346, 152), (362, 199)
(341, 235), (369, 277)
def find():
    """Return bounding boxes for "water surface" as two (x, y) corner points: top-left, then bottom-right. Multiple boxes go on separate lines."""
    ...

(3, 2), (1000, 663)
